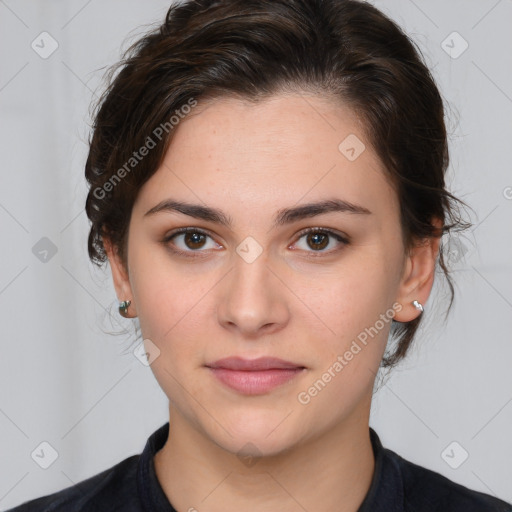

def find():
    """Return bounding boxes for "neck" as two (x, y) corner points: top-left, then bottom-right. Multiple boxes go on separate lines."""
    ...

(154, 402), (375, 512)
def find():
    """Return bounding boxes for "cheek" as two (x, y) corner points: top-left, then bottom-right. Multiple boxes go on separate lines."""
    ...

(130, 255), (213, 413)
(291, 263), (396, 417)
(134, 271), (212, 351)
(128, 242), (218, 367)
(295, 251), (400, 337)
(292, 254), (402, 403)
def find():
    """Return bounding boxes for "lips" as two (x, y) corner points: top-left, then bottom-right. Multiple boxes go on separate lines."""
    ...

(206, 356), (305, 371)
(205, 357), (306, 395)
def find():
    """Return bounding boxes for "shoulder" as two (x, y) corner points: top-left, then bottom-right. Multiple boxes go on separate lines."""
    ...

(387, 448), (512, 512)
(5, 455), (141, 512)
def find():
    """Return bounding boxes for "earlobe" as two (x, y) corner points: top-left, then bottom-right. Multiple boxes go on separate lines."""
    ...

(393, 220), (442, 322)
(103, 236), (137, 318)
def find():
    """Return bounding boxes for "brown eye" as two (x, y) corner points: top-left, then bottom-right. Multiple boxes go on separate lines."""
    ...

(183, 231), (207, 250)
(306, 232), (329, 251)
(163, 227), (222, 258)
(292, 228), (349, 255)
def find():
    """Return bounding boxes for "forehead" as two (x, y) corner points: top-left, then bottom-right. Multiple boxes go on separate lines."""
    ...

(170, 93), (373, 168)
(134, 93), (398, 223)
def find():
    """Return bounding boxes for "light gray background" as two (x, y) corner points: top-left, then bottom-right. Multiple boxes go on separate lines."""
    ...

(1, 0), (511, 509)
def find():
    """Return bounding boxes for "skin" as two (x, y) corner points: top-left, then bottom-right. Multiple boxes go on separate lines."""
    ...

(105, 92), (441, 512)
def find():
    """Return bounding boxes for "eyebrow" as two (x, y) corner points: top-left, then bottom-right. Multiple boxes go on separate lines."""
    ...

(144, 198), (372, 228)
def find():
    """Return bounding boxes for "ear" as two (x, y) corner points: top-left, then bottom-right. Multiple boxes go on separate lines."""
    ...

(103, 236), (137, 318)
(393, 218), (442, 322)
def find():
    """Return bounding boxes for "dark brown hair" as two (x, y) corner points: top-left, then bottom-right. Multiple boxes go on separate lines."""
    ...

(85, 0), (470, 369)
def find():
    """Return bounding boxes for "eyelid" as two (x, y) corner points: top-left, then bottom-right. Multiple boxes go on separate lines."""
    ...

(293, 226), (350, 244)
(163, 226), (218, 241)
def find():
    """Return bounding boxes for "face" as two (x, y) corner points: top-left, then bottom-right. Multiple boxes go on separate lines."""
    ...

(107, 93), (437, 457)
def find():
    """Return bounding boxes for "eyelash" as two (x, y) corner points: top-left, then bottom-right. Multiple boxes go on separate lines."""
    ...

(162, 227), (349, 259)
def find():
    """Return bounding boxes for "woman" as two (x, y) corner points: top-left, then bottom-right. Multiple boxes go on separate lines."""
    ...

(8, 0), (511, 510)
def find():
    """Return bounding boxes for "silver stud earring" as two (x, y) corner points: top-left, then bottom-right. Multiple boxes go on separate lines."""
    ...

(412, 300), (424, 313)
(119, 300), (131, 317)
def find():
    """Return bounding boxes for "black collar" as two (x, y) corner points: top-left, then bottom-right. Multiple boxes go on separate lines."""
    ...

(357, 427), (403, 511)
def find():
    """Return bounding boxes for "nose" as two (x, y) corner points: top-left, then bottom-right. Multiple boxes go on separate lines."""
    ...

(216, 251), (290, 339)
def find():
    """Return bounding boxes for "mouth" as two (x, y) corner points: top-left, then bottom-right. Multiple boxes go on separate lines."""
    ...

(206, 356), (305, 371)
(205, 357), (306, 395)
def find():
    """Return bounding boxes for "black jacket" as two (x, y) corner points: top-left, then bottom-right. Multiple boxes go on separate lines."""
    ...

(6, 422), (512, 511)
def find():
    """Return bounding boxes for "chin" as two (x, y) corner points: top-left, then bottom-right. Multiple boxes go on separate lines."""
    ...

(202, 408), (309, 459)
(217, 431), (299, 461)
